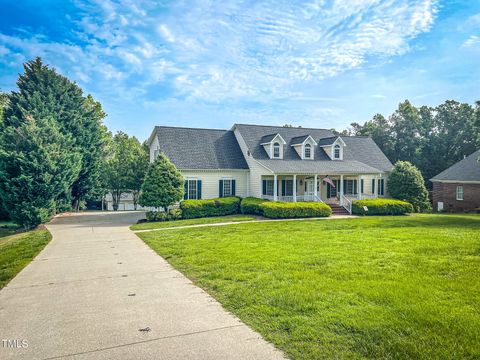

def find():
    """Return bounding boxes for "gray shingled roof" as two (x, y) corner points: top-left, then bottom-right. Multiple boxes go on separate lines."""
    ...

(256, 159), (383, 174)
(234, 124), (393, 173)
(431, 150), (480, 182)
(317, 136), (338, 146)
(151, 126), (248, 170)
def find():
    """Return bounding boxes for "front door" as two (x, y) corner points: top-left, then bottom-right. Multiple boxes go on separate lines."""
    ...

(305, 179), (315, 196)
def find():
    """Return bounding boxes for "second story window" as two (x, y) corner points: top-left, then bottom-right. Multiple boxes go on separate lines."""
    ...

(304, 143), (312, 159)
(334, 144), (341, 159)
(273, 142), (280, 158)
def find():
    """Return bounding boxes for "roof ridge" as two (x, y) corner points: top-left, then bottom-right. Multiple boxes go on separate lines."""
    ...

(234, 123), (331, 131)
(156, 125), (228, 132)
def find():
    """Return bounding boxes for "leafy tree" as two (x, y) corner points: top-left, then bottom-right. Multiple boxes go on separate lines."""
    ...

(0, 116), (81, 228)
(127, 140), (149, 210)
(387, 161), (431, 212)
(139, 153), (183, 210)
(103, 132), (144, 211)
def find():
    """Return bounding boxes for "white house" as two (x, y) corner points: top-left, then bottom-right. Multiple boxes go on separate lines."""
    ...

(146, 124), (393, 214)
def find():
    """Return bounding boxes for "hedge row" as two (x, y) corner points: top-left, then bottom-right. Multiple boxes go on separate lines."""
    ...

(352, 198), (413, 215)
(180, 197), (241, 219)
(240, 197), (269, 215)
(260, 201), (332, 219)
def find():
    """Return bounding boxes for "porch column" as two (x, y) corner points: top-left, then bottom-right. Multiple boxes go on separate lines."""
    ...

(314, 174), (318, 199)
(340, 174), (344, 206)
(358, 175), (362, 200)
(293, 174), (297, 202)
(273, 174), (278, 201)
(374, 175), (378, 197)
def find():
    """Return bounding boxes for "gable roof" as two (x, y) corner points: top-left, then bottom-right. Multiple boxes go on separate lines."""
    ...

(149, 126), (248, 170)
(260, 133), (286, 145)
(233, 124), (393, 173)
(431, 150), (480, 182)
(291, 135), (317, 146)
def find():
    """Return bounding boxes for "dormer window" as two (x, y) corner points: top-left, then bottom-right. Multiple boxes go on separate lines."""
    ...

(273, 142), (280, 158)
(260, 133), (286, 159)
(304, 143), (312, 159)
(334, 144), (341, 159)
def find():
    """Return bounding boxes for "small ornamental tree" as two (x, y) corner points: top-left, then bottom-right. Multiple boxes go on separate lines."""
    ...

(139, 153), (183, 210)
(387, 161), (431, 212)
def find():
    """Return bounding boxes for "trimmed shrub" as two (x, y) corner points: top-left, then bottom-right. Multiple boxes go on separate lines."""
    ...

(352, 198), (414, 215)
(180, 197), (240, 219)
(167, 208), (182, 220)
(240, 197), (269, 215)
(146, 211), (167, 222)
(260, 201), (332, 219)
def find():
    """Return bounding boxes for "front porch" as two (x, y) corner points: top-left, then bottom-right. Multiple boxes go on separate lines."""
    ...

(261, 174), (385, 213)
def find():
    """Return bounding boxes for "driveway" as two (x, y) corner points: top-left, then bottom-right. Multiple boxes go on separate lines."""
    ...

(0, 211), (284, 359)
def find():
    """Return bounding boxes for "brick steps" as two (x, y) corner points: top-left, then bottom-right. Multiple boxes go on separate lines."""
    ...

(329, 204), (351, 215)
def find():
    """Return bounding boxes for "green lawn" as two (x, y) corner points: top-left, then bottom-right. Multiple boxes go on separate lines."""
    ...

(130, 214), (256, 231)
(138, 214), (480, 359)
(0, 229), (52, 289)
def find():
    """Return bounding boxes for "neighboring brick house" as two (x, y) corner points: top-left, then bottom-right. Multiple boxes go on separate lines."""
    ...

(431, 149), (480, 212)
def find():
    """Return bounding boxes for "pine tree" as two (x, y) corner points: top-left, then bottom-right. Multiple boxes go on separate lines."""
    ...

(139, 153), (183, 210)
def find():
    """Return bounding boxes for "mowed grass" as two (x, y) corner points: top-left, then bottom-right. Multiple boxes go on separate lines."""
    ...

(0, 229), (52, 289)
(130, 214), (256, 231)
(138, 214), (480, 359)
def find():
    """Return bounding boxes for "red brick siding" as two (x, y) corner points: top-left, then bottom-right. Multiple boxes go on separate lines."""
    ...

(432, 182), (480, 212)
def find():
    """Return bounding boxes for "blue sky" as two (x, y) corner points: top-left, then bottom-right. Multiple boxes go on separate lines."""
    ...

(0, 0), (479, 141)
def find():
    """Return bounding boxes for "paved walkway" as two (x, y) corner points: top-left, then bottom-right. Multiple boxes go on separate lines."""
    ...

(133, 214), (357, 233)
(0, 211), (284, 360)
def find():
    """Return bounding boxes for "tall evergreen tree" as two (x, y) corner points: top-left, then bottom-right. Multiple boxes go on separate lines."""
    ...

(70, 95), (109, 211)
(0, 116), (81, 228)
(3, 58), (108, 212)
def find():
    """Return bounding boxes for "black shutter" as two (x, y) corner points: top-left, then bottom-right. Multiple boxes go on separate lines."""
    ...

(184, 181), (188, 200)
(219, 180), (224, 198)
(372, 179), (375, 194)
(281, 179), (286, 196)
(262, 180), (266, 195)
(361, 179), (364, 194)
(197, 180), (202, 199)
(343, 179), (347, 194)
(232, 180), (236, 196)
(354, 180), (357, 194)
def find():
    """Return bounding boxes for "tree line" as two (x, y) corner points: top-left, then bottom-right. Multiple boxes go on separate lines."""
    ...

(334, 99), (480, 187)
(0, 58), (149, 228)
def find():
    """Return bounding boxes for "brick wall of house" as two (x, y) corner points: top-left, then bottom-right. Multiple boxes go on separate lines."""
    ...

(432, 182), (480, 212)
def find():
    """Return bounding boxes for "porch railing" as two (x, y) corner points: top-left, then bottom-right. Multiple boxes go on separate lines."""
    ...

(341, 194), (352, 214)
(261, 194), (324, 203)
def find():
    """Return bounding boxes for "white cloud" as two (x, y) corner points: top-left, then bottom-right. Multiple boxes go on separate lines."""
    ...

(0, 0), (439, 104)
(462, 35), (480, 48)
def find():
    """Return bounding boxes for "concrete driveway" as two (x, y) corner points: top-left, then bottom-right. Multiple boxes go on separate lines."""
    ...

(0, 211), (284, 360)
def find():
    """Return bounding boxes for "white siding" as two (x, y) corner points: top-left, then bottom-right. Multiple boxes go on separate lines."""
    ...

(149, 135), (159, 162)
(181, 170), (249, 199)
(234, 127), (273, 198)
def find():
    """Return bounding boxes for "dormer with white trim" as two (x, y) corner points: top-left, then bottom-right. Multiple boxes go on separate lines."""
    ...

(319, 136), (346, 160)
(290, 135), (318, 160)
(260, 133), (287, 159)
